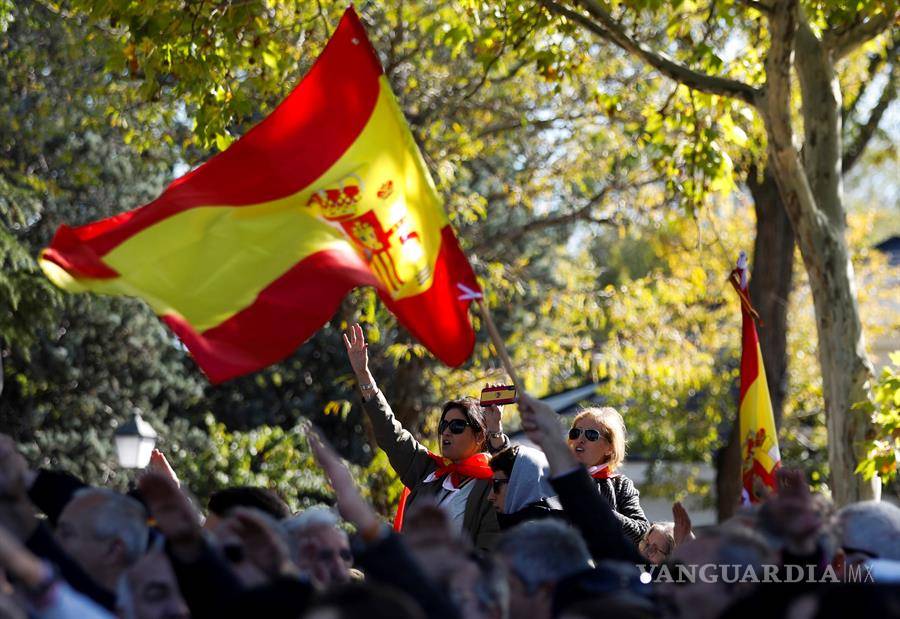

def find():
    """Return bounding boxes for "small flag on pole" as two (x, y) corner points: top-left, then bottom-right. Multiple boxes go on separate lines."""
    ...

(730, 252), (781, 504)
(38, 8), (481, 383)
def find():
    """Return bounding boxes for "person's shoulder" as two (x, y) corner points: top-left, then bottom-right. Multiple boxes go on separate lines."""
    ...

(611, 473), (637, 490)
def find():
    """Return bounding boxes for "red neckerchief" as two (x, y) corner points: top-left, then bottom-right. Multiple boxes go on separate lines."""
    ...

(588, 463), (614, 479)
(393, 452), (493, 531)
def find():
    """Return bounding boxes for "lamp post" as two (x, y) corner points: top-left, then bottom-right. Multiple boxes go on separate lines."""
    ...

(115, 409), (157, 469)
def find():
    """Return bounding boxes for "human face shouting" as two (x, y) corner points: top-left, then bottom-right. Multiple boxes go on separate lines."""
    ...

(567, 418), (612, 467)
(439, 407), (480, 462)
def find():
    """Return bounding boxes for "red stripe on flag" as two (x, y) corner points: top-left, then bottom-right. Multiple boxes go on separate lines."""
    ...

(383, 226), (480, 367)
(51, 7), (384, 265)
(739, 310), (761, 402)
(164, 248), (376, 383)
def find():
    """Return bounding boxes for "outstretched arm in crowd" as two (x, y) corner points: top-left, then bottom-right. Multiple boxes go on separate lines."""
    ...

(307, 425), (462, 619)
(343, 323), (434, 487)
(138, 472), (247, 618)
(0, 523), (114, 619)
(0, 435), (117, 610)
(518, 394), (642, 563)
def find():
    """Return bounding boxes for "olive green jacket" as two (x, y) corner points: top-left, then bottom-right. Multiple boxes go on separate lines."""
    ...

(362, 389), (500, 552)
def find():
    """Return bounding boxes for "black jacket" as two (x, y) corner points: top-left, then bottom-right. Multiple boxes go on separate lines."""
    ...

(550, 468), (643, 564)
(495, 499), (563, 530)
(593, 475), (650, 545)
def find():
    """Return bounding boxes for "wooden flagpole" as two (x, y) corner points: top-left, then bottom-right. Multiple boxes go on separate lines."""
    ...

(475, 298), (524, 394)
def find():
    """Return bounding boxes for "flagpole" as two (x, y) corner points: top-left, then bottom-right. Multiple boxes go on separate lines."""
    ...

(475, 298), (524, 394)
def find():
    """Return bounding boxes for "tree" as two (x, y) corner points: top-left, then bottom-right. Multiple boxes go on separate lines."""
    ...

(540, 0), (897, 504)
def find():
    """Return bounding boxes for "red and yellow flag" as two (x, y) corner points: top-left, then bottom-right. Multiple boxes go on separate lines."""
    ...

(39, 8), (481, 383)
(730, 252), (781, 504)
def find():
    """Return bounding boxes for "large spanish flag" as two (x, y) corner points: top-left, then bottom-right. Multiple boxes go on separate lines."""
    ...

(39, 8), (481, 383)
(730, 252), (781, 504)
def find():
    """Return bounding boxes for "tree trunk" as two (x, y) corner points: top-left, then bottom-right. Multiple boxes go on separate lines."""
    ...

(761, 0), (879, 505)
(716, 163), (795, 521)
(747, 165), (794, 428)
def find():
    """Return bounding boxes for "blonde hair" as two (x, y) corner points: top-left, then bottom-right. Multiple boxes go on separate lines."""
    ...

(572, 407), (627, 471)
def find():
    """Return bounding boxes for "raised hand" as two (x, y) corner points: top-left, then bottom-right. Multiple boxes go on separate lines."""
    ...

(146, 449), (180, 487)
(518, 393), (576, 474)
(306, 424), (380, 537)
(342, 323), (372, 382)
(482, 383), (503, 434)
(138, 471), (202, 559)
(672, 501), (694, 546)
(228, 507), (297, 578)
(760, 468), (821, 555)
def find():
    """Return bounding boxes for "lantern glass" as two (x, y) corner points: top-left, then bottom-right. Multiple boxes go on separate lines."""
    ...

(115, 434), (156, 469)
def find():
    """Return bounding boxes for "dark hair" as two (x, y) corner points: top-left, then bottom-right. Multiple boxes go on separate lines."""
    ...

(208, 486), (290, 520)
(306, 582), (425, 619)
(489, 445), (520, 477)
(440, 397), (487, 449)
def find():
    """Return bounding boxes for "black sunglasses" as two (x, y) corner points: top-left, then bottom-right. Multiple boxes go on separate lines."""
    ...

(491, 478), (510, 493)
(568, 427), (606, 442)
(439, 418), (472, 435)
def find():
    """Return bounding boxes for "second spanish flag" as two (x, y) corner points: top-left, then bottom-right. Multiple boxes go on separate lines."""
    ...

(39, 8), (481, 383)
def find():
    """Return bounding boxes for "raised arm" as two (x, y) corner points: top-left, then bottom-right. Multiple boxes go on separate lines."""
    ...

(518, 394), (641, 564)
(343, 324), (434, 487)
(307, 427), (461, 619)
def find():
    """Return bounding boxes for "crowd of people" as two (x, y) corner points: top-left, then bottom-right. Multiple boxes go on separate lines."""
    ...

(1, 323), (899, 618)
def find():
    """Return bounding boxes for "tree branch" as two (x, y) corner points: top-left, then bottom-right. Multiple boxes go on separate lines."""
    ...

(842, 57), (898, 173)
(541, 0), (760, 105)
(823, 9), (897, 60)
(841, 47), (889, 125)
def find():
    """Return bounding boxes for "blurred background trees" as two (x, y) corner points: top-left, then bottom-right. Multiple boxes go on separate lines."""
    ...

(1, 0), (897, 516)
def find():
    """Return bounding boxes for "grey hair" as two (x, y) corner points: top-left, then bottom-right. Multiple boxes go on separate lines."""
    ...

(472, 554), (510, 619)
(837, 501), (900, 560)
(496, 520), (592, 593)
(72, 488), (148, 564)
(283, 505), (341, 535)
(642, 521), (676, 555)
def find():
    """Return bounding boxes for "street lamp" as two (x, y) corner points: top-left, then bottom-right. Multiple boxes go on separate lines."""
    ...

(115, 409), (157, 469)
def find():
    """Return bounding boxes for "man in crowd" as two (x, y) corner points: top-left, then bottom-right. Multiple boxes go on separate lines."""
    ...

(283, 506), (354, 588)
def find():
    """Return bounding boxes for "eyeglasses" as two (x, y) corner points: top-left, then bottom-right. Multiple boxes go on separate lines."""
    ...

(439, 418), (472, 435)
(491, 478), (510, 494)
(568, 427), (607, 442)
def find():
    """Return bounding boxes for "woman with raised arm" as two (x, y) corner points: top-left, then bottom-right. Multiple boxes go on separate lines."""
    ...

(343, 324), (500, 551)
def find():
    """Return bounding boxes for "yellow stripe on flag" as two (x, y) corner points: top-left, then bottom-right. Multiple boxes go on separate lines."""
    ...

(41, 76), (447, 332)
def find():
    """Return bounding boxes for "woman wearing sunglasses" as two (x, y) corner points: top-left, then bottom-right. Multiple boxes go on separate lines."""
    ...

(343, 323), (500, 551)
(567, 408), (650, 545)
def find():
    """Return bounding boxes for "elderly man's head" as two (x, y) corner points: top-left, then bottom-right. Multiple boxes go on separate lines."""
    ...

(284, 507), (352, 588)
(833, 501), (900, 578)
(496, 520), (592, 619)
(56, 488), (149, 590)
(117, 549), (189, 619)
(661, 525), (775, 619)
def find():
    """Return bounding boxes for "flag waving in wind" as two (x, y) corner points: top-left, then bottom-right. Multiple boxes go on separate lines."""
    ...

(730, 252), (781, 504)
(39, 8), (481, 383)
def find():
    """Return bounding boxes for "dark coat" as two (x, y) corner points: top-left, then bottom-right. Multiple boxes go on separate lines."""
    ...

(593, 474), (650, 545)
(495, 498), (563, 530)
